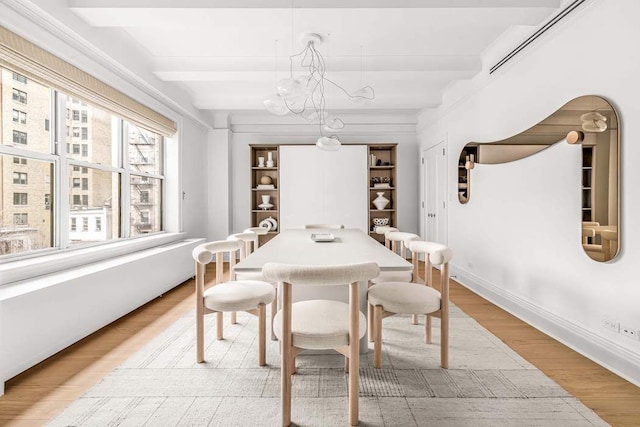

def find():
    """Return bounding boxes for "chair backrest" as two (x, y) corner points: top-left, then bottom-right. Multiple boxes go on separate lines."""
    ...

(408, 240), (453, 294)
(192, 240), (243, 297)
(227, 232), (259, 259)
(386, 231), (420, 258)
(582, 227), (596, 244)
(262, 262), (379, 286)
(304, 224), (345, 229)
(374, 226), (398, 249)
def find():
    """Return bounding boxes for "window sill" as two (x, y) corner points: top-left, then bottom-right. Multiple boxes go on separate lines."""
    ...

(0, 232), (187, 286)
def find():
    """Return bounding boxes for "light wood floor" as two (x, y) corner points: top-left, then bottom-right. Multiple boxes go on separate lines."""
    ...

(1, 264), (639, 426)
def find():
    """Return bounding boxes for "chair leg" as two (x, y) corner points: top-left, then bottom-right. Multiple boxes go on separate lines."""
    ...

(368, 303), (374, 342)
(344, 355), (349, 373)
(258, 303), (266, 366)
(374, 305), (383, 369)
(412, 314), (418, 325)
(231, 311), (237, 324)
(441, 312), (449, 369)
(281, 283), (292, 427)
(196, 305), (204, 363)
(216, 312), (224, 340)
(426, 314), (432, 344)
(271, 297), (278, 341)
(348, 282), (360, 427)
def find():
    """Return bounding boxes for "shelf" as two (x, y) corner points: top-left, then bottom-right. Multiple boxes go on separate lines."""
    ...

(369, 165), (395, 169)
(252, 167), (278, 170)
(369, 187), (395, 190)
(582, 187), (592, 190)
(369, 209), (395, 212)
(252, 188), (277, 191)
(582, 166), (592, 170)
(252, 209), (278, 212)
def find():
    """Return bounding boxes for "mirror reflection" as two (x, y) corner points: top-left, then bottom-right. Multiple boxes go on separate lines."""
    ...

(458, 95), (620, 262)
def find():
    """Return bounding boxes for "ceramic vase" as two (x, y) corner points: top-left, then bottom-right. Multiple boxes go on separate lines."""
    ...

(373, 192), (390, 210)
(266, 151), (275, 167)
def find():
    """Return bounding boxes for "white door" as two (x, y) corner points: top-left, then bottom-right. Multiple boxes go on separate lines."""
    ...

(424, 143), (447, 244)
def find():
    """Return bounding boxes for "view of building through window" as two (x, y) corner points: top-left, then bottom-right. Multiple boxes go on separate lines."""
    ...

(0, 66), (164, 257)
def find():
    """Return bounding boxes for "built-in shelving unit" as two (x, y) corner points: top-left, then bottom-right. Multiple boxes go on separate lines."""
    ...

(250, 145), (280, 245)
(368, 144), (397, 244)
(582, 145), (595, 222)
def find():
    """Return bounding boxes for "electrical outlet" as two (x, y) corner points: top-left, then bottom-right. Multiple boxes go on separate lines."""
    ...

(620, 325), (638, 340)
(602, 318), (619, 333)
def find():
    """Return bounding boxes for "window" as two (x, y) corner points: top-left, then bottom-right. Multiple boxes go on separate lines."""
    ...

(12, 130), (27, 145)
(14, 213), (28, 225)
(13, 193), (28, 205)
(1, 59), (169, 258)
(13, 172), (28, 184)
(12, 88), (27, 104)
(12, 71), (27, 83)
(12, 109), (27, 124)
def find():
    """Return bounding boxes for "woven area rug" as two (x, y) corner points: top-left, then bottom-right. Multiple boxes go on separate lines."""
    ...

(49, 304), (606, 426)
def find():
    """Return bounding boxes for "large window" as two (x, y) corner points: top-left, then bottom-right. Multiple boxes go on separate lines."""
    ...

(1, 66), (167, 258)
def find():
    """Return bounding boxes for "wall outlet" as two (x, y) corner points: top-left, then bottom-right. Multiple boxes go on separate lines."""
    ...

(620, 325), (639, 340)
(602, 318), (619, 333)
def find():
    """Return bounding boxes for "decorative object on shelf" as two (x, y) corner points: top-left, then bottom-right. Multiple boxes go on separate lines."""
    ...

(373, 192), (390, 210)
(258, 156), (265, 167)
(263, 33), (376, 151)
(258, 218), (273, 231)
(266, 151), (275, 167)
(370, 154), (377, 166)
(259, 195), (274, 210)
(459, 191), (468, 203)
(265, 216), (278, 231)
(257, 184), (275, 190)
(260, 175), (273, 185)
(372, 176), (392, 188)
(372, 217), (389, 226)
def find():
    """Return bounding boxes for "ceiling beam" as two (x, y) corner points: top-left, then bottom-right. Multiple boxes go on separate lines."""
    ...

(70, 0), (560, 9)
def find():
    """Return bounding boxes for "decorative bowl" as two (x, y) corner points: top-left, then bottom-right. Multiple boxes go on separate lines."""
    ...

(372, 217), (389, 226)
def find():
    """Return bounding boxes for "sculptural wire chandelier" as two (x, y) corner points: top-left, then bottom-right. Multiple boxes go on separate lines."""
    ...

(263, 33), (375, 151)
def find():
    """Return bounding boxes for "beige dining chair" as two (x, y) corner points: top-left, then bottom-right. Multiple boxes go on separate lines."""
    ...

(386, 231), (420, 260)
(192, 240), (275, 365)
(601, 229), (618, 260)
(304, 224), (345, 229)
(582, 228), (604, 261)
(229, 231), (279, 340)
(374, 225), (398, 249)
(263, 262), (380, 427)
(368, 240), (452, 369)
(244, 226), (269, 249)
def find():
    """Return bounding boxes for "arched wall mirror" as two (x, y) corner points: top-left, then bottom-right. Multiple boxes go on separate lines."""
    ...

(457, 95), (620, 262)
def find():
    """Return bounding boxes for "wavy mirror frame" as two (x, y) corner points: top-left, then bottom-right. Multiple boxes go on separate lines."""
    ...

(457, 95), (620, 262)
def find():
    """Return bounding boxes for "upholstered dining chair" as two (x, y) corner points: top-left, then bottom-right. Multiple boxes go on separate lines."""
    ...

(304, 224), (345, 229)
(374, 225), (398, 249)
(192, 240), (275, 365)
(229, 231), (279, 340)
(244, 226), (269, 249)
(368, 241), (452, 369)
(386, 231), (420, 260)
(263, 262), (380, 427)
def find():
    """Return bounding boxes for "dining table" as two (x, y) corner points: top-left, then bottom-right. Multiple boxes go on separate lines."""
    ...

(234, 228), (413, 352)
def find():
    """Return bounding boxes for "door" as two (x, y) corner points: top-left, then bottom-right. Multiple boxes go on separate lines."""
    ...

(423, 143), (447, 244)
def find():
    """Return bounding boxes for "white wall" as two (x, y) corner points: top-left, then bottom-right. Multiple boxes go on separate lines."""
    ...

(418, 0), (640, 385)
(227, 112), (420, 237)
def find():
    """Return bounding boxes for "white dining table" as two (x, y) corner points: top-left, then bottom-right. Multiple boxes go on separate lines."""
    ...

(234, 228), (413, 352)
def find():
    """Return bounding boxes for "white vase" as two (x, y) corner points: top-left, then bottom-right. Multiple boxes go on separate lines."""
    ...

(266, 151), (275, 168)
(373, 192), (390, 210)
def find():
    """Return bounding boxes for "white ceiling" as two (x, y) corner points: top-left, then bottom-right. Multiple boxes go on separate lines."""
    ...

(65, 0), (564, 114)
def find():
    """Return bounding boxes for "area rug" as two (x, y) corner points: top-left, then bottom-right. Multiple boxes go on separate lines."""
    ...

(48, 304), (606, 426)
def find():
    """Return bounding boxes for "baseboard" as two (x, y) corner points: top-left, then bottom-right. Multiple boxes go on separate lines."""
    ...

(450, 265), (640, 387)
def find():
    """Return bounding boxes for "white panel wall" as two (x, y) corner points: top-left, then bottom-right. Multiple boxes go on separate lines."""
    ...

(418, 0), (640, 385)
(279, 145), (368, 231)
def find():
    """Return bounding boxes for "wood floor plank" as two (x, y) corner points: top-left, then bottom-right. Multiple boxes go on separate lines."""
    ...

(1, 263), (639, 426)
